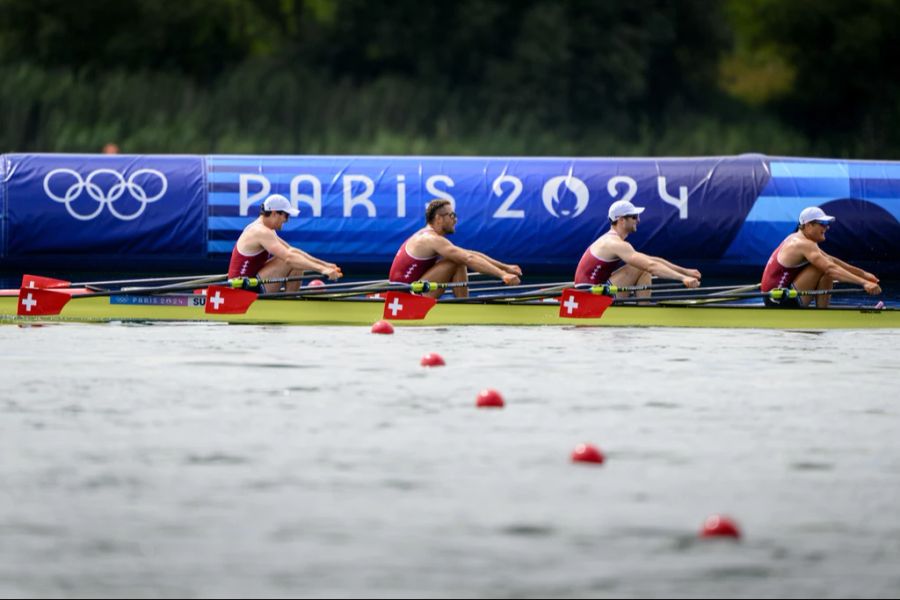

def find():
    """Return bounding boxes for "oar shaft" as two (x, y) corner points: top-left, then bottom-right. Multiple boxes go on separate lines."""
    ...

(613, 287), (868, 304)
(74, 273), (227, 288)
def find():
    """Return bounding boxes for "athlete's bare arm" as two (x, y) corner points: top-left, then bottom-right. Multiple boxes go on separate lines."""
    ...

(802, 244), (880, 293)
(613, 239), (699, 287)
(654, 257), (702, 280)
(468, 250), (522, 276)
(429, 237), (521, 285)
(820, 250), (879, 283)
(259, 229), (342, 280)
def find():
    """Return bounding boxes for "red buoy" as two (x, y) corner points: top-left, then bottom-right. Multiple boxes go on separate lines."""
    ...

(476, 389), (504, 408)
(571, 443), (604, 464)
(420, 352), (446, 367)
(370, 320), (394, 334)
(700, 514), (741, 539)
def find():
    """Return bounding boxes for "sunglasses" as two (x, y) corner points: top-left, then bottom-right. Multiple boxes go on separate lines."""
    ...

(812, 220), (831, 228)
(623, 214), (640, 220)
(439, 211), (457, 219)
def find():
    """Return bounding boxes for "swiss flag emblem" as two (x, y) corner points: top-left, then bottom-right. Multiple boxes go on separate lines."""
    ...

(382, 291), (436, 320)
(204, 285), (258, 314)
(17, 288), (71, 316)
(21, 274), (71, 289)
(558, 289), (613, 318)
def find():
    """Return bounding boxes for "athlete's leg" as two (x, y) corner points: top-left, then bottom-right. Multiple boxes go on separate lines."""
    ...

(420, 260), (463, 298)
(792, 265), (831, 308)
(450, 263), (469, 298)
(258, 258), (293, 293)
(610, 265), (652, 298)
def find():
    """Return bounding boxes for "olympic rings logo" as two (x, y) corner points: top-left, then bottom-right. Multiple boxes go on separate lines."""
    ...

(43, 168), (168, 221)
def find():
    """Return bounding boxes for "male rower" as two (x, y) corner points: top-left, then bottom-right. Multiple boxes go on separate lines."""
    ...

(389, 199), (522, 298)
(228, 194), (342, 293)
(760, 206), (880, 308)
(574, 199), (701, 296)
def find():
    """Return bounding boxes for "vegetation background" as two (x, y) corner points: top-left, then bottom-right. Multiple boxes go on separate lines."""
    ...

(2, 0), (899, 158)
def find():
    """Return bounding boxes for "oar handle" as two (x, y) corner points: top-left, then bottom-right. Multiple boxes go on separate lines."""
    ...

(226, 274), (324, 289)
(409, 280), (474, 293)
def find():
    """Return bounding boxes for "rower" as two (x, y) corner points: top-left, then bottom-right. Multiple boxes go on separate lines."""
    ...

(388, 199), (522, 298)
(574, 200), (701, 297)
(228, 194), (342, 293)
(760, 206), (880, 308)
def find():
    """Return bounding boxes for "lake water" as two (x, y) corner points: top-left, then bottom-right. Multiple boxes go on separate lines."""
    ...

(1, 323), (899, 598)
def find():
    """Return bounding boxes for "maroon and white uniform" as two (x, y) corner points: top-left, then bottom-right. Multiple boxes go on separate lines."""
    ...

(574, 246), (623, 285)
(228, 246), (269, 278)
(389, 229), (439, 283)
(760, 239), (809, 291)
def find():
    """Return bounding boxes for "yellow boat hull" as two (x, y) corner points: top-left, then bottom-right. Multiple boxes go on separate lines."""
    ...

(1, 293), (897, 329)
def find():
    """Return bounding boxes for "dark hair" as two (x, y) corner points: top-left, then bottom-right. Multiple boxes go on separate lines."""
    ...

(425, 199), (452, 223)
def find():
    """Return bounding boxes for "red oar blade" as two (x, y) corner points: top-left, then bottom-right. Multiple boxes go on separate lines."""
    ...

(558, 289), (614, 318)
(383, 291), (436, 320)
(204, 285), (258, 314)
(17, 288), (71, 316)
(21, 274), (71, 289)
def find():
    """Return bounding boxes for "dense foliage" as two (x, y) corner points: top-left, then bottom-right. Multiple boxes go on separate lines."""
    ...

(1, 0), (897, 157)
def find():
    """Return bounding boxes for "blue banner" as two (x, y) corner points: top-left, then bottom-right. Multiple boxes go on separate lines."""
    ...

(207, 155), (774, 269)
(2, 153), (899, 276)
(3, 154), (205, 257)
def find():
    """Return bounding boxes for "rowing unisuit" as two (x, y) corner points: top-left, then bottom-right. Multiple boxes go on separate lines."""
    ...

(574, 246), (623, 285)
(760, 239), (809, 291)
(228, 247), (269, 278)
(389, 229), (439, 283)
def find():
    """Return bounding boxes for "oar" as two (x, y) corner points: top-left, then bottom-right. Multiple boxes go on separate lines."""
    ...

(655, 283), (761, 305)
(613, 287), (870, 305)
(574, 282), (758, 296)
(459, 281), (571, 295)
(439, 288), (564, 304)
(21, 273), (227, 290)
(40, 273), (320, 299)
(264, 279), (497, 301)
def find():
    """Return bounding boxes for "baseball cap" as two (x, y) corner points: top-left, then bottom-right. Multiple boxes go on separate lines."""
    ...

(608, 200), (646, 221)
(262, 194), (299, 217)
(798, 206), (835, 225)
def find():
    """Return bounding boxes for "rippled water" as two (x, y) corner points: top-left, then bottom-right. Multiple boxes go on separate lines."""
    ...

(2, 324), (899, 598)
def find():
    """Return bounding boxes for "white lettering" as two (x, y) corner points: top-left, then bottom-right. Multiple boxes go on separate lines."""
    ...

(239, 174), (271, 216)
(343, 175), (376, 217)
(607, 176), (637, 203)
(657, 176), (688, 219)
(426, 175), (455, 209)
(492, 175), (524, 219)
(396, 174), (407, 218)
(290, 175), (322, 217)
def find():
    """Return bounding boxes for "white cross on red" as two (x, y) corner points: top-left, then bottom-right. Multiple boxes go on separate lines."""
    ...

(563, 295), (579, 314)
(209, 291), (225, 310)
(21, 293), (37, 312)
(387, 297), (404, 316)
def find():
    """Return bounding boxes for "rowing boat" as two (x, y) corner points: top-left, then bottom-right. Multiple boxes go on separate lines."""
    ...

(1, 289), (897, 329)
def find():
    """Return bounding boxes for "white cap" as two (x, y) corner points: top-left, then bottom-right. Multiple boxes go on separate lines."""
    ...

(608, 199), (646, 221)
(262, 194), (299, 217)
(798, 206), (835, 225)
